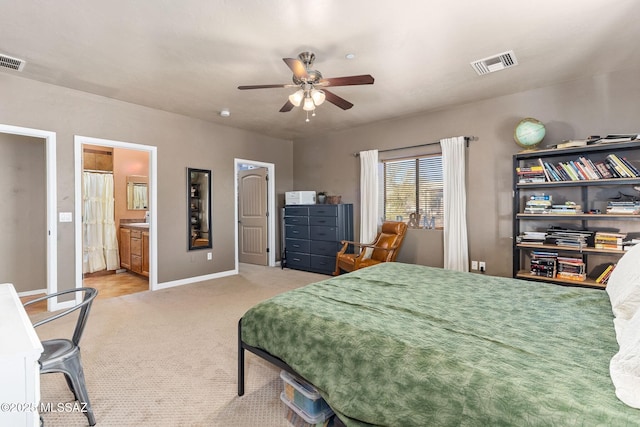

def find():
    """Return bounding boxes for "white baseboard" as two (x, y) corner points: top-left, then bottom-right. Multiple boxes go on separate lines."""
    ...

(154, 268), (238, 291)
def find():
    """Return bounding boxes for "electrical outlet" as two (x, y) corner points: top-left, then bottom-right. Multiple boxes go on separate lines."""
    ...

(471, 260), (478, 270)
(207, 252), (212, 261)
(479, 261), (486, 272)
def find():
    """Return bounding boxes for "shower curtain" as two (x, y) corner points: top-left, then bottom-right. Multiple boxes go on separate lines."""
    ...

(83, 172), (120, 273)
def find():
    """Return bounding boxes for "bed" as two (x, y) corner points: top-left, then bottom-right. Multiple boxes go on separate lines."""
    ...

(238, 253), (640, 426)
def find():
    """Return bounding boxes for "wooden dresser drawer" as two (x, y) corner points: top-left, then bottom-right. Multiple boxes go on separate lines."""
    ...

(308, 205), (338, 217)
(130, 229), (142, 239)
(286, 238), (310, 254)
(285, 216), (309, 225)
(284, 206), (309, 217)
(310, 255), (336, 273)
(310, 225), (338, 241)
(309, 216), (337, 226)
(310, 240), (340, 256)
(286, 252), (310, 269)
(285, 225), (309, 240)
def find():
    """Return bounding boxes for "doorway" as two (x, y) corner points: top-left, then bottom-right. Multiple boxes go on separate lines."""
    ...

(238, 166), (268, 265)
(74, 136), (158, 292)
(234, 159), (276, 269)
(0, 124), (59, 311)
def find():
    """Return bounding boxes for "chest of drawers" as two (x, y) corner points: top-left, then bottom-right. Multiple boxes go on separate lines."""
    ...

(284, 204), (353, 275)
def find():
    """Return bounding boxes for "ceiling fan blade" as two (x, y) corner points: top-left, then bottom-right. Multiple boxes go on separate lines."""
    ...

(279, 100), (294, 112)
(323, 89), (354, 110)
(320, 74), (375, 87)
(283, 58), (309, 79)
(238, 84), (290, 90)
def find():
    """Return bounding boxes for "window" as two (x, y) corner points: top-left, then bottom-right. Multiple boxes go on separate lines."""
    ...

(379, 154), (444, 229)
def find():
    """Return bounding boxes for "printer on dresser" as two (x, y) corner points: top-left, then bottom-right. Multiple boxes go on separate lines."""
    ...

(283, 204), (353, 275)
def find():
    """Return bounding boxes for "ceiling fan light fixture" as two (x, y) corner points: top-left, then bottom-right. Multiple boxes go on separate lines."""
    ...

(288, 89), (304, 107)
(303, 96), (315, 111)
(310, 89), (325, 106)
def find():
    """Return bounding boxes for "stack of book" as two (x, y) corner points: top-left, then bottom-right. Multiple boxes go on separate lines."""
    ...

(606, 200), (640, 215)
(545, 226), (594, 248)
(594, 232), (627, 250)
(518, 231), (547, 244)
(593, 134), (640, 144)
(516, 165), (546, 183)
(549, 202), (583, 215)
(556, 256), (586, 281)
(523, 194), (552, 214)
(530, 250), (558, 278)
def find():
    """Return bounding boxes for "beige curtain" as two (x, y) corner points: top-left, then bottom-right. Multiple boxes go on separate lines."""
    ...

(360, 149), (379, 257)
(440, 137), (469, 272)
(83, 172), (120, 273)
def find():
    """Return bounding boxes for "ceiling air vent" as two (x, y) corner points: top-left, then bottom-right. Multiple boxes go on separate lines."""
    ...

(470, 50), (517, 76)
(0, 53), (26, 71)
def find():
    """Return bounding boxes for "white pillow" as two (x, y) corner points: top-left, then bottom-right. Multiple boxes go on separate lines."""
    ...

(611, 307), (640, 408)
(606, 243), (640, 320)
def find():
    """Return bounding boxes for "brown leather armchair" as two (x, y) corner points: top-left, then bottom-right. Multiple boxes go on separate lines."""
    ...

(333, 221), (408, 275)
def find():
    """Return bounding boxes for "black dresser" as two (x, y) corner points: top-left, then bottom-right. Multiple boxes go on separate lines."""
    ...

(284, 204), (354, 275)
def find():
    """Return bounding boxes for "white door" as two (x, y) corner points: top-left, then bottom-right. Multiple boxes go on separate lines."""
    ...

(238, 167), (268, 265)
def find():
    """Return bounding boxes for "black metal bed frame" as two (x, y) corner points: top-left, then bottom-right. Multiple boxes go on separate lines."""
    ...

(237, 318), (300, 396)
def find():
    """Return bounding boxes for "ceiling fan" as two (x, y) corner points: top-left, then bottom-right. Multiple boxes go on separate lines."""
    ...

(238, 52), (374, 120)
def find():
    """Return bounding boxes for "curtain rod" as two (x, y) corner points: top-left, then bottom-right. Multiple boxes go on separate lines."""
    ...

(353, 136), (476, 157)
(84, 169), (113, 174)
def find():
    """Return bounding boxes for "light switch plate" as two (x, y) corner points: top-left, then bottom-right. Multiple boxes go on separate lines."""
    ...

(59, 212), (72, 222)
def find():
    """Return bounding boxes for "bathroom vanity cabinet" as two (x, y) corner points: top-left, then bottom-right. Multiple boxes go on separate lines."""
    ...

(119, 224), (149, 277)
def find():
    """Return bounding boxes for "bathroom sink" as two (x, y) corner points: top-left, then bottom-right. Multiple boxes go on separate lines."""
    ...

(126, 223), (149, 228)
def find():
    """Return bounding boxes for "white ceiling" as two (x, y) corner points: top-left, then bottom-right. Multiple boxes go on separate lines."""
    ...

(2, 1), (639, 140)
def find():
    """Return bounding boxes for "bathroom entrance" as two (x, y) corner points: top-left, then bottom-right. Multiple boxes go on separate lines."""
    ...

(75, 136), (158, 293)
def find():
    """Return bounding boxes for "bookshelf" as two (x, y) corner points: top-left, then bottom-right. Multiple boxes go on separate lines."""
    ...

(513, 140), (640, 289)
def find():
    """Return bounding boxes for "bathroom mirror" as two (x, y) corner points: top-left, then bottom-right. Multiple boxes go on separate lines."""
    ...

(126, 175), (148, 210)
(187, 168), (212, 250)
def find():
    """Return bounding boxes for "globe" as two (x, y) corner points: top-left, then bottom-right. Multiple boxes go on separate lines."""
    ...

(514, 118), (546, 149)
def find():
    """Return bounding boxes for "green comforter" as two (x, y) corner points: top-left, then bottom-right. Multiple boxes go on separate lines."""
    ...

(241, 262), (640, 426)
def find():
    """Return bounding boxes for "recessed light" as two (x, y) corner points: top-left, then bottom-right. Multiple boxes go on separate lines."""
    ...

(345, 53), (355, 60)
(220, 109), (230, 117)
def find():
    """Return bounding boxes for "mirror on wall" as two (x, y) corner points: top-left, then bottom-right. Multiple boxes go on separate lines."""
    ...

(126, 175), (148, 210)
(187, 168), (212, 250)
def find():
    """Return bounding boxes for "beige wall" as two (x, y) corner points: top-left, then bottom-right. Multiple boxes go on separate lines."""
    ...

(293, 67), (640, 277)
(3, 66), (639, 288)
(0, 133), (46, 292)
(0, 72), (293, 290)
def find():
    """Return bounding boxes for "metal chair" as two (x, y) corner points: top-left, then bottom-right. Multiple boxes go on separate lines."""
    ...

(24, 287), (98, 426)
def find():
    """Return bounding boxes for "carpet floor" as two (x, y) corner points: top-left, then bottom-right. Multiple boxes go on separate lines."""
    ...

(31, 264), (327, 426)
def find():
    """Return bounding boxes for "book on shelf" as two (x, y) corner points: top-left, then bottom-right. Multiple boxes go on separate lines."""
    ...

(549, 202), (583, 215)
(557, 139), (588, 149)
(606, 200), (640, 215)
(594, 134), (640, 144)
(556, 256), (586, 281)
(596, 264), (616, 284)
(589, 262), (614, 280)
(523, 195), (552, 214)
(594, 231), (627, 250)
(520, 154), (640, 183)
(545, 226), (594, 248)
(529, 250), (558, 277)
(518, 231), (547, 244)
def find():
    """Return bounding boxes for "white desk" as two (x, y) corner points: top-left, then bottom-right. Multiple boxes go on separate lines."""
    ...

(0, 283), (43, 427)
